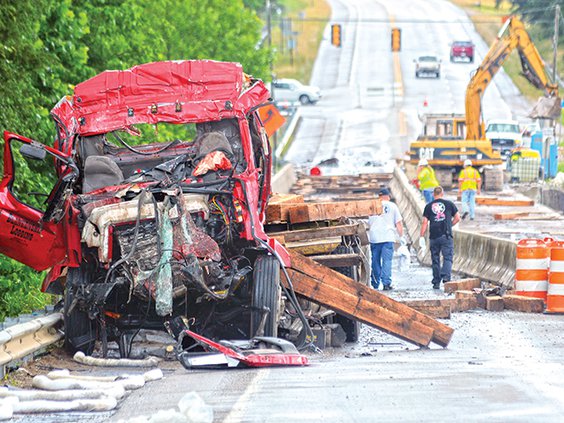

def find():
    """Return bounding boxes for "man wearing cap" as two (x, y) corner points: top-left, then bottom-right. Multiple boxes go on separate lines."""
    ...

(417, 159), (439, 203)
(419, 186), (461, 289)
(367, 188), (404, 291)
(458, 159), (481, 220)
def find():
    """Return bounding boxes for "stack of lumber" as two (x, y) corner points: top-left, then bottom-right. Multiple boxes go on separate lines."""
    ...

(493, 211), (563, 221)
(291, 173), (392, 200)
(285, 251), (454, 348)
(266, 193), (382, 225)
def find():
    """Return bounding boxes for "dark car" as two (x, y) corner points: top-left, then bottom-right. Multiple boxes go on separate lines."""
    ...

(450, 41), (475, 63)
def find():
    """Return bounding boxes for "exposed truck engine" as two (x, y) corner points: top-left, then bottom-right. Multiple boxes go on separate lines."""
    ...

(0, 61), (299, 356)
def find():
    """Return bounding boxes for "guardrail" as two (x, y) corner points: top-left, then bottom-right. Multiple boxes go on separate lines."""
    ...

(0, 313), (63, 376)
(390, 166), (516, 288)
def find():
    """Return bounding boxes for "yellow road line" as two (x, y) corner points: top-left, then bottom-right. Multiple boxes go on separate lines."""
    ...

(389, 15), (404, 97)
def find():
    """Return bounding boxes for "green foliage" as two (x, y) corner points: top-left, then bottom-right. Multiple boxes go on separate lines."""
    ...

(509, 1), (564, 39)
(0, 0), (270, 319)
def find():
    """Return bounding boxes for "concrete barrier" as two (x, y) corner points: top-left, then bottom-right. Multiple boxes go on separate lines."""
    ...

(391, 166), (516, 287)
(271, 163), (297, 194)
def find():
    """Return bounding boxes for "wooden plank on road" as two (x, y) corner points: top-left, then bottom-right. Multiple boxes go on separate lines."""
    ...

(287, 251), (454, 347)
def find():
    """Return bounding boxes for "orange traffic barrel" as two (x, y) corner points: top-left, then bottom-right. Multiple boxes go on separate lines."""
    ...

(515, 238), (549, 300)
(546, 241), (564, 313)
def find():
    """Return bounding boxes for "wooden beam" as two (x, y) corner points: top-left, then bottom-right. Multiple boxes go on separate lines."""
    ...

(308, 253), (361, 268)
(285, 269), (434, 347)
(265, 203), (304, 223)
(476, 197), (534, 206)
(399, 300), (452, 319)
(503, 295), (545, 313)
(286, 240), (341, 256)
(443, 278), (481, 294)
(288, 199), (382, 224)
(269, 193), (304, 204)
(485, 296), (504, 311)
(287, 251), (454, 347)
(267, 223), (365, 243)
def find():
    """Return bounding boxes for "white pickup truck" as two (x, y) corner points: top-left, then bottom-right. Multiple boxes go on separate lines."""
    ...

(485, 119), (522, 157)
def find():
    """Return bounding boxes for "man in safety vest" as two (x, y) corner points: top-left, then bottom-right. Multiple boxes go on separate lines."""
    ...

(457, 159), (481, 220)
(417, 159), (439, 203)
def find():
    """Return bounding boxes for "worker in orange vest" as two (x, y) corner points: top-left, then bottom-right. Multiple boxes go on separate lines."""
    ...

(457, 159), (481, 220)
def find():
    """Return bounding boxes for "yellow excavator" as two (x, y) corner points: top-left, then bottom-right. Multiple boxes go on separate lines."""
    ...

(409, 16), (560, 187)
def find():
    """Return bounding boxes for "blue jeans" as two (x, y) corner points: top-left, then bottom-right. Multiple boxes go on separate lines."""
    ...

(461, 189), (476, 219)
(423, 189), (434, 203)
(430, 235), (454, 285)
(370, 242), (394, 289)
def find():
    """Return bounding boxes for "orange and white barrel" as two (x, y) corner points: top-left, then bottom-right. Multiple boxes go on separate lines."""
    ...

(515, 238), (549, 300)
(546, 241), (564, 313)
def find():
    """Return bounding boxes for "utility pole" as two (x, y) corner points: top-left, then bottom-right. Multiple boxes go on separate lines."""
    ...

(553, 4), (560, 82)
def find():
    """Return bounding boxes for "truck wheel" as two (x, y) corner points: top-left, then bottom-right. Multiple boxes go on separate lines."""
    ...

(469, 56), (474, 63)
(251, 255), (281, 337)
(415, 71), (420, 78)
(332, 245), (360, 343)
(64, 267), (96, 355)
(436, 72), (440, 78)
(450, 55), (454, 62)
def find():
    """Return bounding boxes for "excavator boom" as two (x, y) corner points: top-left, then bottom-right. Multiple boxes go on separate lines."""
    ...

(465, 16), (559, 141)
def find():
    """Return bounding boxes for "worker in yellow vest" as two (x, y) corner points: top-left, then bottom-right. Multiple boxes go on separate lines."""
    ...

(457, 159), (481, 220)
(417, 159), (439, 203)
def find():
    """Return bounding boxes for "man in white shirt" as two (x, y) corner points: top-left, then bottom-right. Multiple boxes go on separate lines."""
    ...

(368, 188), (404, 290)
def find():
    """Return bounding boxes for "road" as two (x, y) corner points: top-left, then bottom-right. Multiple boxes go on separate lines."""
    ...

(13, 1), (564, 422)
(285, 0), (533, 170)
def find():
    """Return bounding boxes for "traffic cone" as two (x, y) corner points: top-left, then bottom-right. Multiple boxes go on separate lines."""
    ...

(423, 97), (428, 107)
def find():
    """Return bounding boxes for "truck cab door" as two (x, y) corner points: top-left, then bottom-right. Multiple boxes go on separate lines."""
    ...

(0, 133), (76, 271)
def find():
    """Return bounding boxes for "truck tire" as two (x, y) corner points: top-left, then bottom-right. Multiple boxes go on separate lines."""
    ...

(251, 255), (281, 337)
(450, 55), (454, 62)
(415, 71), (420, 78)
(64, 267), (96, 355)
(331, 245), (361, 343)
(436, 72), (440, 78)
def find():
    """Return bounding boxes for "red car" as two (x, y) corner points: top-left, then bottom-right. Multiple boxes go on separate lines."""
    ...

(450, 41), (475, 63)
(0, 61), (292, 355)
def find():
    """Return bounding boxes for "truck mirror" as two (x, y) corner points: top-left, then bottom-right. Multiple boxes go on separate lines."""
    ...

(19, 144), (46, 161)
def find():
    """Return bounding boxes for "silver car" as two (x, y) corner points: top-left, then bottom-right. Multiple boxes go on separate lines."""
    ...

(271, 78), (321, 105)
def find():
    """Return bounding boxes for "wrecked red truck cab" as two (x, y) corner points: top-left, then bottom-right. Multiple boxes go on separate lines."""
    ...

(0, 60), (290, 355)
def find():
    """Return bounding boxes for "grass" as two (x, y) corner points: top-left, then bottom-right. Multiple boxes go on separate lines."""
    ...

(451, 0), (563, 101)
(273, 0), (331, 82)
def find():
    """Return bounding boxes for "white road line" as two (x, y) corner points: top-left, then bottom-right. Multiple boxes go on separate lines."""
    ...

(223, 369), (271, 422)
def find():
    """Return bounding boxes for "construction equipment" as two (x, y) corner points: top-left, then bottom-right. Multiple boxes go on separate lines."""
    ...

(409, 16), (560, 187)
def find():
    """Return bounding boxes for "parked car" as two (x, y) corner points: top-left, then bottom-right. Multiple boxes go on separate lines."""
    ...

(485, 119), (523, 157)
(271, 78), (321, 105)
(450, 41), (475, 62)
(414, 56), (441, 78)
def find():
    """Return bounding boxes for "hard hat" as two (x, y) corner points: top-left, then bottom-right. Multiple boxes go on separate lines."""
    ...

(418, 159), (428, 166)
(463, 159), (472, 167)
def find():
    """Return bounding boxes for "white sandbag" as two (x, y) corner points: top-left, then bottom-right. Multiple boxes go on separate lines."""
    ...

(148, 408), (188, 423)
(47, 369), (118, 382)
(74, 351), (160, 367)
(33, 374), (144, 391)
(12, 397), (117, 413)
(178, 392), (213, 423)
(143, 368), (164, 382)
(0, 397), (17, 420)
(0, 385), (125, 400)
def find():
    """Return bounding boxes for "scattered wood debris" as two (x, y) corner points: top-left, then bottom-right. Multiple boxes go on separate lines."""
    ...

(476, 196), (534, 206)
